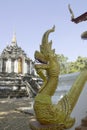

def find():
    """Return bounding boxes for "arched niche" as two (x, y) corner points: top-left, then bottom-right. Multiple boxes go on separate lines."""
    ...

(18, 57), (22, 74)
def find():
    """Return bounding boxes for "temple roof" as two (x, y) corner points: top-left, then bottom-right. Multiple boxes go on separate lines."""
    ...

(0, 34), (30, 61)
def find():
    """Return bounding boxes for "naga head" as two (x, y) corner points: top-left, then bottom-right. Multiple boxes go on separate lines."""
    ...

(34, 26), (57, 64)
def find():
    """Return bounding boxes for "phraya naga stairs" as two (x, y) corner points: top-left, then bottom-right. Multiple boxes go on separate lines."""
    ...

(30, 26), (87, 130)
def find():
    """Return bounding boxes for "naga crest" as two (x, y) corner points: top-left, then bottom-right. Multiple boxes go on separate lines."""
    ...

(34, 26), (57, 63)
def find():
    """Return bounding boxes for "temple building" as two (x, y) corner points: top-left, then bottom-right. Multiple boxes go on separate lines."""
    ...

(0, 34), (40, 98)
(0, 33), (35, 75)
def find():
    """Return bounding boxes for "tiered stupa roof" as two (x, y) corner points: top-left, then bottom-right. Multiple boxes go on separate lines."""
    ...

(1, 33), (30, 60)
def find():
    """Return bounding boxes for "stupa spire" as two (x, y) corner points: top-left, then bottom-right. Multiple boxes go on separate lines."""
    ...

(11, 32), (17, 46)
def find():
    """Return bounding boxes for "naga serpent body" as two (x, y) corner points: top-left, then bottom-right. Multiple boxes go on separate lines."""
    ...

(33, 26), (87, 129)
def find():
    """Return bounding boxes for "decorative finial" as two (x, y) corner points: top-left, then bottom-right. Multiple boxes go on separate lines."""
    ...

(68, 4), (74, 20)
(11, 32), (17, 45)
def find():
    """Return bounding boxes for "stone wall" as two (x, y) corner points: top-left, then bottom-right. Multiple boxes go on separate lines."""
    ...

(52, 72), (87, 130)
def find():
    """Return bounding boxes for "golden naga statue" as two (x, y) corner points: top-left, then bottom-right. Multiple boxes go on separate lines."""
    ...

(32, 26), (87, 130)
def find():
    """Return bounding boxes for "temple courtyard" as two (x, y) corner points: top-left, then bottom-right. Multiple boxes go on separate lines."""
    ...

(0, 98), (34, 130)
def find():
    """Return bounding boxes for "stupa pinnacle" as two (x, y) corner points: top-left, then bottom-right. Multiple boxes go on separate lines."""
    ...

(11, 32), (17, 45)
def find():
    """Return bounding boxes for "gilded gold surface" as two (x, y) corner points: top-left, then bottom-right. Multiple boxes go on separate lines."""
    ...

(18, 58), (22, 73)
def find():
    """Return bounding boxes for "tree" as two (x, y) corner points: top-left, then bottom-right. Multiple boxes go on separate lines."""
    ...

(57, 55), (87, 74)
(57, 54), (69, 74)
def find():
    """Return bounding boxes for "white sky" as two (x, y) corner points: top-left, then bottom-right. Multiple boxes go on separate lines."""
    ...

(0, 0), (87, 61)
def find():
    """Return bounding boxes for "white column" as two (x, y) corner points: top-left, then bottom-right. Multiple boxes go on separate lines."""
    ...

(6, 58), (11, 73)
(24, 61), (27, 74)
(14, 59), (18, 73)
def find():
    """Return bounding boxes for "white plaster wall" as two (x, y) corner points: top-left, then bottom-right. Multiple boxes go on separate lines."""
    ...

(22, 57), (27, 75)
(52, 72), (87, 130)
(24, 62), (27, 74)
(69, 83), (87, 130)
(6, 59), (11, 73)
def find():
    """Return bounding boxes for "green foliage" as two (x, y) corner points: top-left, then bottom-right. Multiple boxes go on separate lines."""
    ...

(57, 54), (69, 74)
(57, 55), (87, 74)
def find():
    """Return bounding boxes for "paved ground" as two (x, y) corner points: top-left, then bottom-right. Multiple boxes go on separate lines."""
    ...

(0, 98), (34, 130)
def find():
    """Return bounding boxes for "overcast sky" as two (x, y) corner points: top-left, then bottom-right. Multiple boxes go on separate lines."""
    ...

(0, 0), (87, 61)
